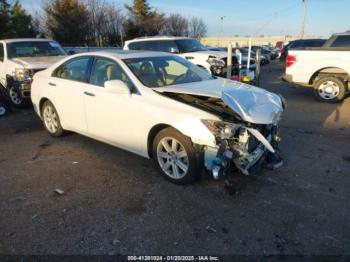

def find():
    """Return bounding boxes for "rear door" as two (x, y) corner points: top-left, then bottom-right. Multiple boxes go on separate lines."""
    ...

(49, 56), (92, 132)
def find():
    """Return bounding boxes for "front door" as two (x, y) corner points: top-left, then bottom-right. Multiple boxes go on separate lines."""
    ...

(83, 57), (141, 151)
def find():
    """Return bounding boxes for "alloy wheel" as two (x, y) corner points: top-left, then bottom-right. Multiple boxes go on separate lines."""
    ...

(43, 105), (59, 134)
(156, 137), (189, 179)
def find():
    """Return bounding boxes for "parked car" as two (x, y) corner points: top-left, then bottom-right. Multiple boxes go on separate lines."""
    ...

(31, 51), (285, 184)
(207, 47), (257, 71)
(0, 38), (67, 108)
(247, 46), (275, 61)
(124, 36), (255, 77)
(236, 47), (270, 66)
(262, 45), (280, 60)
(283, 32), (350, 102)
(279, 39), (326, 62)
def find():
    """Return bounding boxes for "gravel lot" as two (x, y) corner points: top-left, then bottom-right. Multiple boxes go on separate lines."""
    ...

(0, 61), (349, 256)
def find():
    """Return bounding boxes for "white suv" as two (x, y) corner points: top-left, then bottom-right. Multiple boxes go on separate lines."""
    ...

(124, 36), (250, 77)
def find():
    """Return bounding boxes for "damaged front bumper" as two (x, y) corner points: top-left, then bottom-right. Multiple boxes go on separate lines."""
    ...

(203, 123), (282, 178)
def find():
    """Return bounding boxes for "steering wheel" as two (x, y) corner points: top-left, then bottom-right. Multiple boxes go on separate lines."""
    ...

(173, 70), (195, 85)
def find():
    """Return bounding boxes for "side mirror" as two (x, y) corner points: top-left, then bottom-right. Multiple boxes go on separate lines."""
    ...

(169, 47), (179, 54)
(104, 80), (130, 95)
(68, 50), (76, 55)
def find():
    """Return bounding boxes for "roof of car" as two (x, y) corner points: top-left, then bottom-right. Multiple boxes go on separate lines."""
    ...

(74, 50), (174, 59)
(1, 38), (55, 43)
(290, 38), (325, 42)
(125, 36), (192, 43)
(332, 32), (350, 36)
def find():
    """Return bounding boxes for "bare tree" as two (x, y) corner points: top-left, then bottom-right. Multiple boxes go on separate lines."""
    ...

(162, 13), (188, 36)
(85, 0), (125, 46)
(188, 16), (207, 39)
(101, 3), (125, 46)
(31, 10), (49, 38)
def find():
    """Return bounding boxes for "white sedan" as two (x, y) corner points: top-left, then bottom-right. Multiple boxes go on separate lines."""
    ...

(31, 51), (285, 184)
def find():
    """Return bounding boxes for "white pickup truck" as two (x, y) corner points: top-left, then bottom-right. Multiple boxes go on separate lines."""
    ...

(283, 32), (350, 103)
(0, 38), (67, 107)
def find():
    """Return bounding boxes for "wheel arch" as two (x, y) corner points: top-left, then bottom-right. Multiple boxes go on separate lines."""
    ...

(147, 124), (172, 158)
(309, 67), (349, 85)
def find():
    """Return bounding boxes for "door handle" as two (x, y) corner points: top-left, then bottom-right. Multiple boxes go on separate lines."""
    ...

(84, 91), (95, 97)
(48, 82), (56, 87)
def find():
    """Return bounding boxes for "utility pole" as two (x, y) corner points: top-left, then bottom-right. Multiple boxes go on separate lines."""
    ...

(300, 0), (308, 39)
(219, 16), (225, 47)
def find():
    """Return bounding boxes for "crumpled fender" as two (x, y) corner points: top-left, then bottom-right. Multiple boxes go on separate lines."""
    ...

(246, 127), (275, 153)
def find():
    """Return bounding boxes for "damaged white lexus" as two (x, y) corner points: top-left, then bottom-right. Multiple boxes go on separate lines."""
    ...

(31, 51), (285, 185)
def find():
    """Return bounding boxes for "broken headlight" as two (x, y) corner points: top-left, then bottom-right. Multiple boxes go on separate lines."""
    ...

(201, 119), (240, 139)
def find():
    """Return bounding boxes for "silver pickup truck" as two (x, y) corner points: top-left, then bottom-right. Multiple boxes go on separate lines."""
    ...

(0, 38), (66, 107)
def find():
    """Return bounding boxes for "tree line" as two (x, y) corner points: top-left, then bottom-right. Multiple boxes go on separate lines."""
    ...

(0, 0), (207, 46)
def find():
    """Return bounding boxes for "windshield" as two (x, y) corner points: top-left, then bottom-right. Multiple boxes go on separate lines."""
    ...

(175, 39), (208, 53)
(7, 41), (67, 59)
(123, 55), (214, 88)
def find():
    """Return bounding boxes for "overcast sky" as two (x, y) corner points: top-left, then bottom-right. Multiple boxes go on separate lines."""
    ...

(19, 0), (350, 38)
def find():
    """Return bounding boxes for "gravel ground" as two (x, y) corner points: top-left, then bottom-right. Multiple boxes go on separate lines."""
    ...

(0, 61), (349, 256)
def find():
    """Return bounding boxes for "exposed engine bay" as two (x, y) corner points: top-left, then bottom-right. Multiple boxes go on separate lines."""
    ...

(161, 92), (284, 178)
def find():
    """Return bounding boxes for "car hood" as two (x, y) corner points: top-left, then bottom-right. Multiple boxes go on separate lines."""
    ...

(10, 56), (66, 69)
(153, 78), (283, 125)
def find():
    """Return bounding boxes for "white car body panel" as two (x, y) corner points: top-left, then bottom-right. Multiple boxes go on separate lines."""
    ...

(285, 50), (350, 84)
(31, 51), (283, 165)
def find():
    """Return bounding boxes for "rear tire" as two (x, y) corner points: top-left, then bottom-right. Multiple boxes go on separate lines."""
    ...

(313, 76), (346, 103)
(41, 100), (64, 137)
(152, 127), (201, 185)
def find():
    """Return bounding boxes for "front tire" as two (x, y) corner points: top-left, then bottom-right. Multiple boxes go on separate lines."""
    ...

(152, 127), (201, 185)
(41, 100), (64, 137)
(313, 76), (346, 103)
(0, 101), (8, 117)
(8, 86), (25, 108)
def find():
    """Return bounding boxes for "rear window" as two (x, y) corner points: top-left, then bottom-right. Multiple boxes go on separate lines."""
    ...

(290, 40), (325, 48)
(331, 35), (350, 47)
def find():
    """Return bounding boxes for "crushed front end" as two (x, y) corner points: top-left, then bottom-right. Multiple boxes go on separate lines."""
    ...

(202, 119), (283, 178)
(155, 81), (286, 179)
